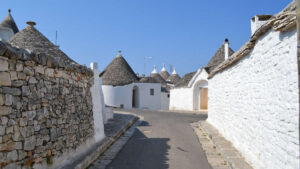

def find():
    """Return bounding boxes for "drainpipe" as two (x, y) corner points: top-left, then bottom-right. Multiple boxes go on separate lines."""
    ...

(297, 0), (300, 158)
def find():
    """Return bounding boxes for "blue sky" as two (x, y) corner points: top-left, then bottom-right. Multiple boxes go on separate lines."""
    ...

(1, 0), (291, 77)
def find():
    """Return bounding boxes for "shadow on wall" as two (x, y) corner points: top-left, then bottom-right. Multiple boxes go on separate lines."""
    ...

(107, 128), (170, 169)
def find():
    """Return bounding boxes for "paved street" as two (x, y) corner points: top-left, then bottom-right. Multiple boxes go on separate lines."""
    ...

(106, 109), (212, 169)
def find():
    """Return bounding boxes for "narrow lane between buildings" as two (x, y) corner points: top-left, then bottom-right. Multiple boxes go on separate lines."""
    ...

(105, 109), (212, 169)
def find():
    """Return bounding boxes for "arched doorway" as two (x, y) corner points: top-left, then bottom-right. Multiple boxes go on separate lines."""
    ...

(193, 80), (208, 111)
(132, 86), (139, 108)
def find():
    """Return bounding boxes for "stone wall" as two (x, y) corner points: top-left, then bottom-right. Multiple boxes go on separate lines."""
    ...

(207, 28), (299, 169)
(0, 42), (95, 169)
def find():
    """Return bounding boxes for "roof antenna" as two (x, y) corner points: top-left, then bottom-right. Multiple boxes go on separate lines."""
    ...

(55, 31), (58, 45)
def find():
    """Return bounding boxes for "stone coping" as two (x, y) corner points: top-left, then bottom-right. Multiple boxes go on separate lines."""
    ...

(57, 113), (139, 169)
(192, 121), (253, 169)
(0, 41), (93, 76)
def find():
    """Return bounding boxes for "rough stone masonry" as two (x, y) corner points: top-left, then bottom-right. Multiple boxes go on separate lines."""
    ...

(0, 41), (95, 169)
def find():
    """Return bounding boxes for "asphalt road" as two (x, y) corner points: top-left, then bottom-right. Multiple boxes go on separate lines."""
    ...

(106, 109), (212, 169)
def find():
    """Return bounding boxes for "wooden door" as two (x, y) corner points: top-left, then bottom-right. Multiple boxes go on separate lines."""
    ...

(200, 88), (208, 110)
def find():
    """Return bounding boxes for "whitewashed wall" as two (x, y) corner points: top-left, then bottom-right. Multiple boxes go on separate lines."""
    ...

(137, 83), (162, 110)
(207, 28), (299, 169)
(169, 88), (193, 110)
(102, 83), (166, 110)
(102, 84), (133, 109)
(160, 92), (170, 110)
(169, 69), (208, 111)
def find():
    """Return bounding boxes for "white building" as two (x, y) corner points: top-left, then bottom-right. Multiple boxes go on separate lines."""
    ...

(207, 2), (298, 169)
(0, 9), (19, 42)
(100, 52), (171, 110)
(169, 39), (234, 111)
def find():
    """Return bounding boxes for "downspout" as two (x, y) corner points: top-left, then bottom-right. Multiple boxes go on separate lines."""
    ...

(296, 0), (300, 161)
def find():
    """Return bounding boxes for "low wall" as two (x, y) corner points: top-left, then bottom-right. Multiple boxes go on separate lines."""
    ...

(0, 42), (95, 168)
(208, 28), (299, 169)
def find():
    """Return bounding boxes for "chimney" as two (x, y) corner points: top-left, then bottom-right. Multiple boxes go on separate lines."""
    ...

(224, 38), (229, 60)
(90, 62), (98, 70)
(251, 15), (272, 35)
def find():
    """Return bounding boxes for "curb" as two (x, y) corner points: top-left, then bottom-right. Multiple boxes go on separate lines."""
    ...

(193, 121), (253, 169)
(191, 122), (230, 169)
(88, 118), (142, 169)
(58, 115), (139, 169)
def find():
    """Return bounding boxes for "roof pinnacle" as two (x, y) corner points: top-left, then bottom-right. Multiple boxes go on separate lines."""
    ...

(161, 64), (167, 72)
(26, 21), (36, 27)
(152, 65), (158, 74)
(8, 9), (11, 13)
(172, 68), (177, 75)
(116, 50), (122, 58)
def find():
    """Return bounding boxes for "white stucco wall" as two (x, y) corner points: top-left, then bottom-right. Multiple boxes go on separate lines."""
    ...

(102, 83), (166, 110)
(207, 28), (299, 169)
(169, 88), (193, 110)
(102, 84), (133, 109)
(160, 92), (170, 110)
(136, 83), (162, 110)
(169, 69), (208, 111)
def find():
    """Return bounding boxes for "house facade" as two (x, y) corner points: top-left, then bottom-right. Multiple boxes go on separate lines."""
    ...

(100, 52), (172, 110)
(169, 39), (234, 111)
(207, 2), (298, 169)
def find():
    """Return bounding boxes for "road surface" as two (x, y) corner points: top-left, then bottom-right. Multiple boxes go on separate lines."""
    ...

(106, 109), (212, 169)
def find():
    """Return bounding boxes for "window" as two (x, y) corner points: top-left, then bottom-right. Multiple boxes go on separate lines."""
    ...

(150, 88), (154, 96)
(167, 94), (170, 98)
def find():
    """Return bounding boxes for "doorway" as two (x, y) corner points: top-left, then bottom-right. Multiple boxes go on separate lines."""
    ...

(193, 80), (208, 111)
(132, 86), (139, 108)
(199, 88), (208, 110)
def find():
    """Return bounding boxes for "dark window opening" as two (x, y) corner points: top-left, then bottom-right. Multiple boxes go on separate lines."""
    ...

(150, 89), (154, 96)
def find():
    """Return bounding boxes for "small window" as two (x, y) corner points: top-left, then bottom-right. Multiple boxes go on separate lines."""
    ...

(150, 89), (154, 96)
(167, 94), (170, 98)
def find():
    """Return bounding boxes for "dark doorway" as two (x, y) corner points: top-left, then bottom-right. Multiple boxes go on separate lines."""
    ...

(132, 86), (139, 108)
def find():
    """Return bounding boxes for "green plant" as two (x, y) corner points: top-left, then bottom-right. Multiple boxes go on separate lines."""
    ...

(46, 154), (52, 165)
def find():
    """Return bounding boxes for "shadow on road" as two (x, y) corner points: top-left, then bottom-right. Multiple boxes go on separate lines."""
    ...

(139, 120), (151, 127)
(107, 127), (170, 169)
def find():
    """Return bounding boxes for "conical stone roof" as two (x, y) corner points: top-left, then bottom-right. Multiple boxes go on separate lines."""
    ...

(139, 76), (160, 83)
(0, 9), (19, 34)
(150, 65), (166, 85)
(167, 75), (180, 85)
(150, 73), (166, 85)
(9, 22), (76, 65)
(100, 52), (139, 86)
(167, 68), (181, 84)
(175, 71), (196, 88)
(205, 41), (234, 73)
(159, 64), (170, 80)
